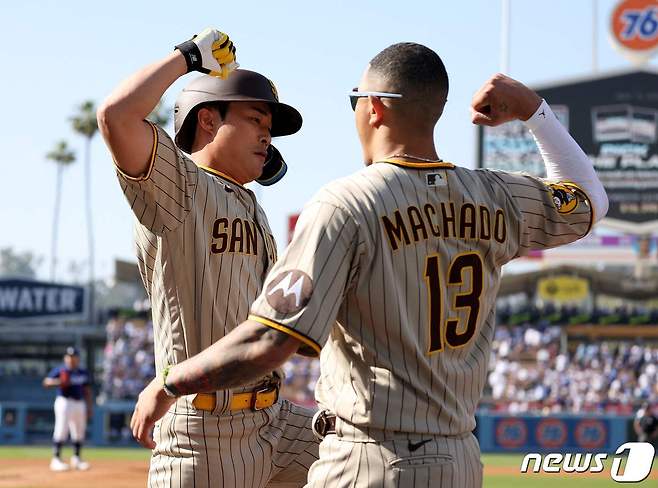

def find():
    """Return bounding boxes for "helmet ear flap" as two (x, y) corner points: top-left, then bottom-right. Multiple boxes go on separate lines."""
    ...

(175, 101), (229, 154)
(257, 145), (287, 186)
(174, 115), (196, 154)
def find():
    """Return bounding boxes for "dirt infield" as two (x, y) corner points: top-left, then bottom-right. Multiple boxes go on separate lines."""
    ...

(0, 459), (148, 488)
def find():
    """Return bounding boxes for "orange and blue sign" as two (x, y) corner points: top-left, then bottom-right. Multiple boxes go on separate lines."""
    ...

(611, 0), (658, 61)
(495, 418), (529, 449)
(536, 419), (569, 449)
(493, 416), (612, 452)
(574, 419), (608, 450)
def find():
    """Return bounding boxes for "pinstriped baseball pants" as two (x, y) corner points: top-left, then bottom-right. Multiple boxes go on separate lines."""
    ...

(148, 399), (319, 488)
(305, 433), (483, 487)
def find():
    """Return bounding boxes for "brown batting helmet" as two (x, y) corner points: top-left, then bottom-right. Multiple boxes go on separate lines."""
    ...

(173, 70), (302, 152)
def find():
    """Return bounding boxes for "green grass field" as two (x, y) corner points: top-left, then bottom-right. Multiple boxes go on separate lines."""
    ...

(481, 453), (656, 488)
(0, 446), (151, 461)
(0, 447), (654, 487)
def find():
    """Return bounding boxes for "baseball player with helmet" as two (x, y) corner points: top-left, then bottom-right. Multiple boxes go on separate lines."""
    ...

(43, 347), (92, 471)
(131, 43), (609, 487)
(98, 27), (318, 487)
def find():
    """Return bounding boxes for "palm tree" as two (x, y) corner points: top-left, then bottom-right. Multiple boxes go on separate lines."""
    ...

(148, 100), (171, 127)
(70, 100), (98, 321)
(46, 141), (76, 281)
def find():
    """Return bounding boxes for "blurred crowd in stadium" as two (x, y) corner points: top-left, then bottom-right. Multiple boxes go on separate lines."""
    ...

(487, 325), (658, 414)
(98, 306), (321, 408)
(100, 310), (155, 401)
(497, 302), (658, 326)
(99, 304), (658, 414)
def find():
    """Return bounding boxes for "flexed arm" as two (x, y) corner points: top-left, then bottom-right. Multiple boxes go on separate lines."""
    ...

(471, 73), (608, 221)
(97, 28), (237, 177)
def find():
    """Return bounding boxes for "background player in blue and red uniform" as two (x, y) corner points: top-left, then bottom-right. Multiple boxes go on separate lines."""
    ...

(43, 347), (93, 471)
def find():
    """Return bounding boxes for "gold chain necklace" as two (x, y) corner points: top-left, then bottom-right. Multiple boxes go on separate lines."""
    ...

(389, 153), (443, 163)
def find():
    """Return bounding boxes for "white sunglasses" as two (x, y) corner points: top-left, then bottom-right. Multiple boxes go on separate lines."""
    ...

(349, 88), (403, 110)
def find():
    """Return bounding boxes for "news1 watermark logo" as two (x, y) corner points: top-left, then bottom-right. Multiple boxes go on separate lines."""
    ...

(520, 442), (656, 482)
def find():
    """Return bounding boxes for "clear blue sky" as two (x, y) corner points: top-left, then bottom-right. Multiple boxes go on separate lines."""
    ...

(1, 0), (652, 282)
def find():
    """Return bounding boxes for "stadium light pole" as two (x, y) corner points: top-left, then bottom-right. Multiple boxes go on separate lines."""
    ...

(592, 0), (599, 72)
(500, 0), (511, 74)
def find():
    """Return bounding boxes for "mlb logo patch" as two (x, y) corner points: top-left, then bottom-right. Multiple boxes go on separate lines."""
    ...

(426, 173), (446, 187)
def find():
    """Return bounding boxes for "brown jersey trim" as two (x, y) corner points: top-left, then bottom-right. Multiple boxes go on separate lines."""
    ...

(377, 158), (456, 169)
(198, 165), (245, 188)
(248, 314), (321, 357)
(558, 181), (595, 236)
(114, 121), (159, 182)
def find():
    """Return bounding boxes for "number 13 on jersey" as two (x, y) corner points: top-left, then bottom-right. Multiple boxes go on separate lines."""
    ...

(424, 251), (484, 354)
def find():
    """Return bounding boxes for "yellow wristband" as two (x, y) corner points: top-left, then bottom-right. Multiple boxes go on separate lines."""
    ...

(162, 365), (179, 398)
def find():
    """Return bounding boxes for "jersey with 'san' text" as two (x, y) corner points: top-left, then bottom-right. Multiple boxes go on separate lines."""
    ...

(116, 122), (278, 415)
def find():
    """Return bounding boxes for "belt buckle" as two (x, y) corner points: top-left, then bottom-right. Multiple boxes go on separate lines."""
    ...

(252, 383), (279, 411)
(311, 410), (329, 440)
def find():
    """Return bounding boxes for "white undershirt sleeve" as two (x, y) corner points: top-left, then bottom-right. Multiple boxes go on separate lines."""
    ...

(523, 99), (609, 222)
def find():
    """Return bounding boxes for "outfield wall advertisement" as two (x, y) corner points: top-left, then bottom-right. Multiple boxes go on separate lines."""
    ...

(471, 414), (634, 453)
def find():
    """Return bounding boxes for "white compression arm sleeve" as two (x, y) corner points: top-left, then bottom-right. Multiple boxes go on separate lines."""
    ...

(523, 99), (608, 222)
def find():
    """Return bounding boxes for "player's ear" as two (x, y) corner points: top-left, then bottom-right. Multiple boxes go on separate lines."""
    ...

(197, 107), (218, 134)
(369, 96), (386, 128)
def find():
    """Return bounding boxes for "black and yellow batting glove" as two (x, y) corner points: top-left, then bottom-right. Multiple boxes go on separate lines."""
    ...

(175, 27), (238, 79)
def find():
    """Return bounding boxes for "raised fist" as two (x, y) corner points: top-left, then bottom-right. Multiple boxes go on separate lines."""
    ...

(175, 28), (238, 79)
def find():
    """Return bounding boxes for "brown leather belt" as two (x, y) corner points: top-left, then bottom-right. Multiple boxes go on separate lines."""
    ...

(193, 383), (280, 412)
(312, 410), (336, 439)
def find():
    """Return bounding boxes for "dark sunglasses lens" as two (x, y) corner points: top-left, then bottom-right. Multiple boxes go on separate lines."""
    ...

(349, 95), (358, 111)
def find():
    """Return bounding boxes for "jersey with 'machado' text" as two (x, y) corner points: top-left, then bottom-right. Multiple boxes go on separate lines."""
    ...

(250, 156), (592, 441)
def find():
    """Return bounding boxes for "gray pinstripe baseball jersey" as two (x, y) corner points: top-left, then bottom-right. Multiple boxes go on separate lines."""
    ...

(116, 122), (318, 487)
(249, 157), (593, 443)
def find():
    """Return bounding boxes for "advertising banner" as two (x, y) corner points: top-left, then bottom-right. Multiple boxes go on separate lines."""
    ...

(0, 279), (86, 322)
(493, 416), (613, 452)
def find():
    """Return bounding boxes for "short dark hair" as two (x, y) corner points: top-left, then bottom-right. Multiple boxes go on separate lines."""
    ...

(178, 101), (230, 152)
(369, 43), (448, 125)
(199, 101), (230, 120)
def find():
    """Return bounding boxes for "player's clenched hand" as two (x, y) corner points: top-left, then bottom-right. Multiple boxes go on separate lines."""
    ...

(470, 73), (542, 126)
(175, 27), (238, 79)
(130, 377), (176, 449)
